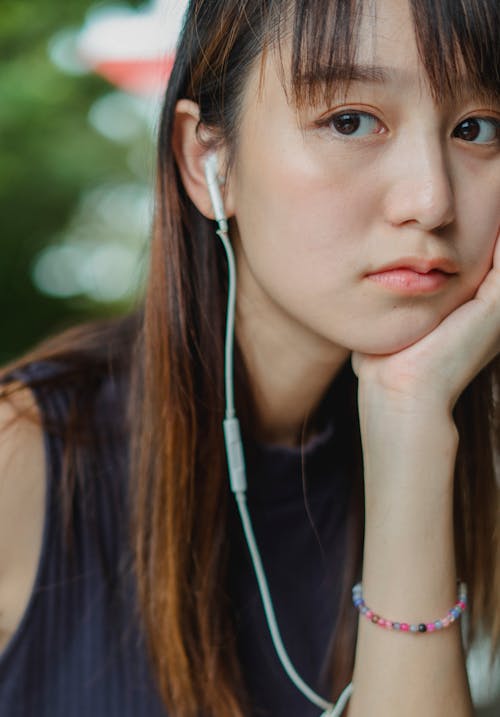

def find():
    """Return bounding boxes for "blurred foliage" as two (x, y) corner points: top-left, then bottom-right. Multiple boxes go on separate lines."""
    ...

(0, 0), (149, 362)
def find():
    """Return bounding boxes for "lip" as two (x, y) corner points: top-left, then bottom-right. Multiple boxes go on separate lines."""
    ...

(367, 256), (459, 275)
(366, 268), (452, 293)
(365, 256), (458, 294)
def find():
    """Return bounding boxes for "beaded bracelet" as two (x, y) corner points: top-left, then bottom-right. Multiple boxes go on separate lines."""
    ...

(352, 581), (467, 633)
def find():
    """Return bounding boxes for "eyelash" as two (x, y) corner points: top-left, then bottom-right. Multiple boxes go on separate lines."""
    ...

(452, 117), (500, 144)
(322, 111), (384, 139)
(317, 110), (500, 145)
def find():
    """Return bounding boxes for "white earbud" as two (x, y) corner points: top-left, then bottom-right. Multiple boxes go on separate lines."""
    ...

(203, 153), (227, 224)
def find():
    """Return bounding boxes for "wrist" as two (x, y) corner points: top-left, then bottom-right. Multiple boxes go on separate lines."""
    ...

(356, 372), (458, 430)
(361, 419), (458, 497)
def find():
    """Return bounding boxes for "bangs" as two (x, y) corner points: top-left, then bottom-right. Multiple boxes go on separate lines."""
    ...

(268, 0), (500, 106)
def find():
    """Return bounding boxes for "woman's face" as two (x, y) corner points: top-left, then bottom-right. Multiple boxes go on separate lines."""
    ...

(226, 0), (500, 356)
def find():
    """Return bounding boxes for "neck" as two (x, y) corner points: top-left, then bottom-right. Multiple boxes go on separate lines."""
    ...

(236, 300), (349, 449)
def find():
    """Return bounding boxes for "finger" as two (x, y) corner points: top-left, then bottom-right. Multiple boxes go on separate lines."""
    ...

(410, 289), (500, 406)
(492, 225), (500, 268)
(476, 228), (500, 305)
(351, 351), (362, 378)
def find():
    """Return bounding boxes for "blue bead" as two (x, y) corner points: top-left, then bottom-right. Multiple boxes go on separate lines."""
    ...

(361, 606), (368, 614)
(410, 625), (418, 633)
(393, 622), (400, 630)
(353, 598), (364, 607)
(435, 621), (443, 629)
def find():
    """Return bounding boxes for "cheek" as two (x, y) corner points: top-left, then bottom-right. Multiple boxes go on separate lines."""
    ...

(231, 142), (372, 291)
(234, 189), (354, 312)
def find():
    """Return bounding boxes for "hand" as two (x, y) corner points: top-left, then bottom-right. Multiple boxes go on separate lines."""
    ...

(351, 230), (500, 419)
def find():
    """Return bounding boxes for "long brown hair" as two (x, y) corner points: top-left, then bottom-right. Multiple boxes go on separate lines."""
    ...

(1, 2), (499, 716)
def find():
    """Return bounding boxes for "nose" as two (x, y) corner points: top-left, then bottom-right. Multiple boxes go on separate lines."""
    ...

(383, 135), (455, 232)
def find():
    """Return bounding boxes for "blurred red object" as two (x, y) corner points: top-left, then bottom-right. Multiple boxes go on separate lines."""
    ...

(76, 0), (186, 96)
(93, 55), (175, 95)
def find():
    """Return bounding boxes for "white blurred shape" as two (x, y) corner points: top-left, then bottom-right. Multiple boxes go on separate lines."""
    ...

(467, 638), (500, 708)
(78, 0), (187, 62)
(88, 92), (148, 143)
(32, 245), (88, 298)
(462, 615), (500, 710)
(81, 182), (152, 235)
(79, 244), (142, 301)
(32, 181), (151, 304)
(32, 242), (144, 302)
(48, 28), (89, 76)
(48, 0), (186, 95)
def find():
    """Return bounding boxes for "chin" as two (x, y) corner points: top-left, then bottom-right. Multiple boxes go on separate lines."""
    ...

(345, 318), (444, 356)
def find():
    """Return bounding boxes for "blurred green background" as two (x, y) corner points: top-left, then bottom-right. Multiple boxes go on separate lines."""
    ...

(0, 0), (156, 362)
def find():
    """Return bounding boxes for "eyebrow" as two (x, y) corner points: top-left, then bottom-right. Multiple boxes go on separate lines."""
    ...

(304, 64), (400, 86)
(301, 63), (498, 106)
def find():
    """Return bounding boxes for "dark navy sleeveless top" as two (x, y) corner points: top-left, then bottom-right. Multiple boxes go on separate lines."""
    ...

(0, 361), (354, 717)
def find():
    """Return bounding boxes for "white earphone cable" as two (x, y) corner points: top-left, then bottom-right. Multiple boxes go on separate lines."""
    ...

(214, 212), (353, 715)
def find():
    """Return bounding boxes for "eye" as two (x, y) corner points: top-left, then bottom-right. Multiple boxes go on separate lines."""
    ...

(328, 111), (381, 137)
(452, 117), (499, 144)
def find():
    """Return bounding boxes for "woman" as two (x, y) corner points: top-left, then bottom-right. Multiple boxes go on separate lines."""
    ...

(0, 0), (498, 715)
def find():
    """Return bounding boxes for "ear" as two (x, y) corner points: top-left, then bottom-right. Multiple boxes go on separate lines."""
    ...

(172, 99), (234, 220)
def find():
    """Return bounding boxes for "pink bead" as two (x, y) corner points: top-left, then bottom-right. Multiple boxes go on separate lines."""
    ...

(366, 610), (373, 619)
(442, 617), (450, 626)
(458, 601), (466, 610)
(386, 621), (393, 629)
(426, 623), (435, 632)
(378, 619), (386, 627)
(401, 623), (409, 631)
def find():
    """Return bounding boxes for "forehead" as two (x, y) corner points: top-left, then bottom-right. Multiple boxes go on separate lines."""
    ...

(250, 0), (498, 110)
(250, 1), (416, 110)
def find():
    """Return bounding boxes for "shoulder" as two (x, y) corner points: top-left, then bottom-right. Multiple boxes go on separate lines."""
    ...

(0, 352), (132, 654)
(0, 313), (138, 440)
(0, 380), (45, 545)
(0, 315), (139, 655)
(0, 381), (45, 654)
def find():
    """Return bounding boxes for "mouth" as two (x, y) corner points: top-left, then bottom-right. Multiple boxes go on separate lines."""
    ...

(368, 254), (459, 274)
(365, 267), (454, 294)
(365, 254), (459, 294)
